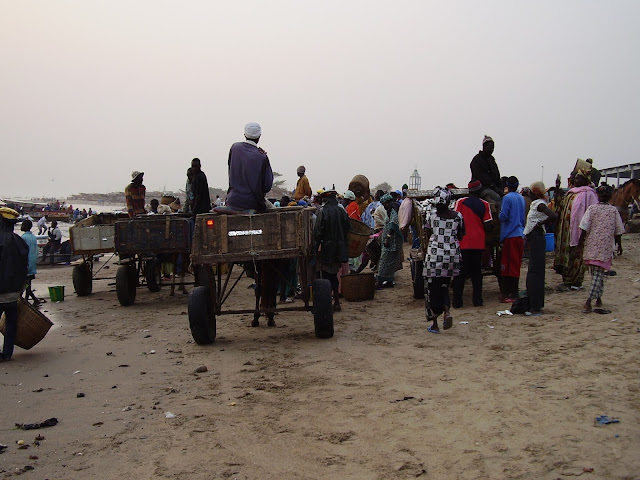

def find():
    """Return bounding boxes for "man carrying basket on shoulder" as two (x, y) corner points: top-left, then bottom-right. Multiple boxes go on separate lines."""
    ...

(0, 207), (29, 362)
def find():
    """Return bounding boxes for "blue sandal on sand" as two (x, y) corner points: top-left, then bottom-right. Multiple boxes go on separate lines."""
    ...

(427, 326), (440, 334)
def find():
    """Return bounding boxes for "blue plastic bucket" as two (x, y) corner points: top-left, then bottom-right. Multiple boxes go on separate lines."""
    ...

(545, 233), (555, 252)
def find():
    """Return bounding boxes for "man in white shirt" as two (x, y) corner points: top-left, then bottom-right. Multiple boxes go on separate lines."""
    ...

(42, 220), (62, 264)
(37, 215), (47, 235)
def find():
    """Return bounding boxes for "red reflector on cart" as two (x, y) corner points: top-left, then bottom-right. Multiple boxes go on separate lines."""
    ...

(206, 219), (215, 228)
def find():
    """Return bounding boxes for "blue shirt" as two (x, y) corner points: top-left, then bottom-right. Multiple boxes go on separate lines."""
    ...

(498, 192), (525, 241)
(22, 231), (38, 276)
(226, 140), (274, 211)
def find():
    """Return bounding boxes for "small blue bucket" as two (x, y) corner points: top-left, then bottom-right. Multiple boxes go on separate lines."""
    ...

(545, 233), (555, 252)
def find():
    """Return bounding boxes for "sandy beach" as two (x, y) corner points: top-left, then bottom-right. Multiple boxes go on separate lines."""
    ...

(1, 235), (639, 479)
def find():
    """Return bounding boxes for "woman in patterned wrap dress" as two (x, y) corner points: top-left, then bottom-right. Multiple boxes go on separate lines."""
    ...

(422, 187), (465, 333)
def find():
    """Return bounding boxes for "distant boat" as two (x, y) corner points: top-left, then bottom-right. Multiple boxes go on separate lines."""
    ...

(1, 198), (71, 222)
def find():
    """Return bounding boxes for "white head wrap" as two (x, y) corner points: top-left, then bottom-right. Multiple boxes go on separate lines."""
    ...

(244, 122), (261, 140)
(344, 190), (356, 201)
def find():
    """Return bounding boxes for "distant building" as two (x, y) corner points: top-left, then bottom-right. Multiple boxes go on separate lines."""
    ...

(409, 169), (421, 190)
(600, 162), (640, 187)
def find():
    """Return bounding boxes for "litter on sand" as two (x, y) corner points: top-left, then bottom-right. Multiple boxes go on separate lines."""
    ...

(459, 321), (469, 325)
(164, 412), (177, 419)
(15, 418), (58, 430)
(496, 310), (513, 316)
(487, 325), (495, 329)
(595, 415), (620, 425)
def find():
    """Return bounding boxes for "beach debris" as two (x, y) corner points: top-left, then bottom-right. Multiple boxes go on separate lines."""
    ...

(17, 440), (24, 446)
(391, 396), (423, 403)
(459, 321), (469, 325)
(0, 444), (7, 454)
(73, 370), (81, 374)
(122, 405), (134, 412)
(106, 352), (113, 356)
(487, 325), (495, 329)
(164, 412), (176, 419)
(595, 415), (620, 425)
(194, 365), (208, 373)
(77, 392), (85, 398)
(15, 466), (34, 473)
(149, 350), (156, 354)
(32, 388), (44, 393)
(29, 455), (39, 460)
(593, 308), (611, 315)
(15, 418), (58, 430)
(496, 310), (512, 316)
(228, 402), (236, 406)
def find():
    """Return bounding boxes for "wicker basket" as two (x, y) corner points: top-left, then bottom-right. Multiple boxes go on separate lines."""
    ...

(347, 218), (372, 258)
(0, 297), (54, 350)
(341, 272), (376, 301)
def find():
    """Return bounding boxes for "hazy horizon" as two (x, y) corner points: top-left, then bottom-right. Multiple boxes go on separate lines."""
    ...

(2, 1), (638, 199)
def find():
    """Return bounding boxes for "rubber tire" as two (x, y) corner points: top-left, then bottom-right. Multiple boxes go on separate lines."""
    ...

(73, 263), (93, 297)
(194, 264), (214, 288)
(116, 265), (137, 306)
(313, 279), (334, 338)
(188, 286), (216, 344)
(410, 259), (425, 299)
(145, 259), (161, 292)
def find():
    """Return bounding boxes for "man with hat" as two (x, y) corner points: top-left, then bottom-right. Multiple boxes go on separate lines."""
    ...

(0, 207), (29, 362)
(313, 190), (350, 311)
(226, 122), (274, 212)
(125, 171), (146, 217)
(294, 166), (312, 201)
(470, 135), (503, 206)
(498, 176), (526, 302)
(452, 179), (493, 308)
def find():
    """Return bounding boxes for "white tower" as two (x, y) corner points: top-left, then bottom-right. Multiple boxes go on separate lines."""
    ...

(409, 169), (421, 190)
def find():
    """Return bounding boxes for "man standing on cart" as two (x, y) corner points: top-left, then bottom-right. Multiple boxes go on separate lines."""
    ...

(125, 171), (146, 217)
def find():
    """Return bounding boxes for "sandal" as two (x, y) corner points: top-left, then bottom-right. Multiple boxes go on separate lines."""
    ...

(443, 314), (453, 330)
(427, 326), (440, 334)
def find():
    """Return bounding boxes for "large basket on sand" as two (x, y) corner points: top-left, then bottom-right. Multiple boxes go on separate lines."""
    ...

(341, 272), (376, 301)
(347, 218), (372, 258)
(0, 297), (54, 350)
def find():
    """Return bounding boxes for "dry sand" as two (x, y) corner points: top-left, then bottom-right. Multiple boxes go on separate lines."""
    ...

(1, 236), (639, 479)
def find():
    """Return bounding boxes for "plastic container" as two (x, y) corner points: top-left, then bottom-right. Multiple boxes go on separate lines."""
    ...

(48, 286), (65, 302)
(545, 233), (555, 252)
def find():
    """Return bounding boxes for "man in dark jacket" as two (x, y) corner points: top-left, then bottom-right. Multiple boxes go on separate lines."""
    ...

(313, 191), (350, 311)
(226, 122), (274, 212)
(0, 207), (29, 362)
(190, 158), (211, 216)
(470, 135), (503, 205)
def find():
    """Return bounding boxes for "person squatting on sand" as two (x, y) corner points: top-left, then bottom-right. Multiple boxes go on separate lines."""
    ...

(578, 184), (624, 313)
(423, 187), (465, 333)
(0, 207), (29, 362)
(498, 176), (526, 303)
(452, 179), (492, 308)
(523, 182), (557, 315)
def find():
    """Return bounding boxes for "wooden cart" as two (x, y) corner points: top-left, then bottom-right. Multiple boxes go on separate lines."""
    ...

(188, 206), (334, 344)
(406, 188), (501, 299)
(113, 215), (192, 306)
(69, 213), (129, 296)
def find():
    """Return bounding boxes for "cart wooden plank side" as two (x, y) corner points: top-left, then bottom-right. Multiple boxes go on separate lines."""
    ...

(113, 215), (192, 306)
(69, 213), (129, 297)
(188, 207), (334, 344)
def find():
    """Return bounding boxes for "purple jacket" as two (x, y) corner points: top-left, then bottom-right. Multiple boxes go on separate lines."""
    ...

(226, 141), (274, 211)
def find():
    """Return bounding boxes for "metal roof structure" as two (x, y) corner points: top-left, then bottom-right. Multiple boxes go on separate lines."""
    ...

(600, 162), (640, 186)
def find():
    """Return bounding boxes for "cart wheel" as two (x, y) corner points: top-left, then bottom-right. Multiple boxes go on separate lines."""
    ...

(73, 262), (93, 297)
(188, 286), (216, 344)
(313, 279), (334, 338)
(116, 265), (137, 306)
(410, 259), (425, 300)
(145, 259), (161, 292)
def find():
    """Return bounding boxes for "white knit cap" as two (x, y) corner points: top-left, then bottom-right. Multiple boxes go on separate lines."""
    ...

(244, 122), (261, 140)
(344, 190), (356, 200)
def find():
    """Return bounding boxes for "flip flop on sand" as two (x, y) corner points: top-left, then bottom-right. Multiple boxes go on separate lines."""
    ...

(443, 315), (453, 330)
(427, 326), (440, 334)
(593, 308), (612, 314)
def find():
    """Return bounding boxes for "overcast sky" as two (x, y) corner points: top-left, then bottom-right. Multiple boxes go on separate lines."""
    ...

(1, 0), (638, 199)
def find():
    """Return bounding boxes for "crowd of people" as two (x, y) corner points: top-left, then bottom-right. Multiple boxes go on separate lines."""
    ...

(1, 127), (630, 362)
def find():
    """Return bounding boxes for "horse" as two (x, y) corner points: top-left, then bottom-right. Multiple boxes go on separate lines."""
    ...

(609, 179), (640, 223)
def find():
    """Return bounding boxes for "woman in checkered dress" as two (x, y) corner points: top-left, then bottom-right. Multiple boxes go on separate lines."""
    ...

(422, 187), (465, 333)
